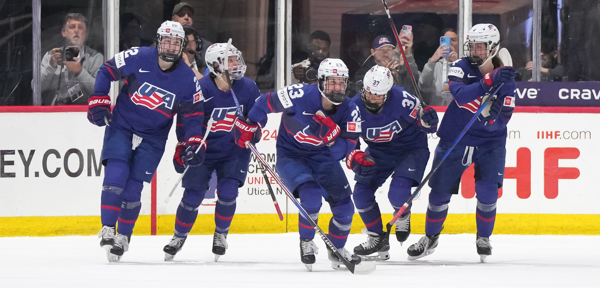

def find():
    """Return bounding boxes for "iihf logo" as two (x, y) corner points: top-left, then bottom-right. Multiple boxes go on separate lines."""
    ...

(210, 107), (242, 132)
(366, 120), (402, 143)
(131, 82), (176, 112)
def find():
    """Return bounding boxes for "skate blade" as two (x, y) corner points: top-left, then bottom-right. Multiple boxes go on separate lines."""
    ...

(352, 260), (376, 275)
(107, 253), (121, 263)
(331, 261), (347, 270)
(164, 253), (175, 262)
(357, 251), (390, 262)
(407, 248), (436, 260)
(304, 264), (313, 271)
(214, 254), (221, 262)
(479, 254), (488, 263)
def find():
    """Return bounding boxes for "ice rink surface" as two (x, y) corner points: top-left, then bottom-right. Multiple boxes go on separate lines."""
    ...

(1, 233), (598, 288)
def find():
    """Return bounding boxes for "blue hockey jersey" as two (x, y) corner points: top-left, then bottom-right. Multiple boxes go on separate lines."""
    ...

(350, 86), (427, 151)
(175, 75), (261, 159)
(439, 57), (516, 146)
(92, 47), (204, 141)
(248, 84), (361, 161)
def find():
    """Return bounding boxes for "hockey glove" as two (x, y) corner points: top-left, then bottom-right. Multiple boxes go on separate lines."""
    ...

(480, 67), (516, 90)
(478, 96), (503, 126)
(87, 95), (112, 126)
(307, 113), (340, 145)
(232, 117), (261, 148)
(346, 150), (376, 178)
(416, 106), (439, 134)
(183, 136), (206, 167)
(172, 141), (186, 173)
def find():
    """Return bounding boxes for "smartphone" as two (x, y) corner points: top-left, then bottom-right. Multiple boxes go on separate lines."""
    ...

(63, 46), (80, 62)
(440, 36), (451, 57)
(400, 25), (412, 36)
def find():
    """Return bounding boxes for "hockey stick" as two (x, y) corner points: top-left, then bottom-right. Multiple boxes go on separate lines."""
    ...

(165, 117), (215, 203)
(381, 0), (426, 106)
(246, 143), (376, 274)
(385, 83), (504, 233)
(222, 38), (284, 221)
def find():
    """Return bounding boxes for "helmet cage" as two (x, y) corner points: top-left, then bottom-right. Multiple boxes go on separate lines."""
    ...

(318, 75), (349, 105)
(156, 35), (186, 63)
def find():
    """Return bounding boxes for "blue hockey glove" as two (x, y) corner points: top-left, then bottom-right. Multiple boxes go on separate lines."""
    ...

(183, 136), (206, 167)
(478, 96), (504, 126)
(481, 67), (516, 90)
(232, 117), (261, 148)
(346, 150), (376, 177)
(87, 95), (112, 126)
(416, 106), (439, 133)
(172, 141), (186, 173)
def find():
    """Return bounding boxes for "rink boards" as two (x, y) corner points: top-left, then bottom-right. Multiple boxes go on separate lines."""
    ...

(0, 107), (599, 236)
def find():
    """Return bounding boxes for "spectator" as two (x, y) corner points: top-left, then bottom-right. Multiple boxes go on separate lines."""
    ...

(418, 28), (459, 106)
(517, 39), (564, 81)
(171, 2), (211, 73)
(291, 30), (331, 85)
(354, 34), (420, 97)
(182, 25), (204, 80)
(120, 13), (152, 51)
(40, 13), (104, 105)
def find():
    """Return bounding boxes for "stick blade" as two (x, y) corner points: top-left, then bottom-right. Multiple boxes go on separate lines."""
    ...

(348, 257), (377, 275)
(498, 48), (513, 67)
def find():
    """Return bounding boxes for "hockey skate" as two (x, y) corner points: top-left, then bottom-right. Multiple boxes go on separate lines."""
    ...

(407, 233), (439, 260)
(212, 232), (228, 262)
(395, 212), (411, 245)
(353, 230), (390, 261)
(108, 234), (130, 263)
(97, 226), (115, 256)
(476, 235), (492, 263)
(163, 236), (186, 261)
(299, 238), (319, 271)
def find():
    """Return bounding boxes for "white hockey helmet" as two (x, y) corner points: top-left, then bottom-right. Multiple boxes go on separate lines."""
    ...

(156, 21), (186, 62)
(464, 23), (500, 66)
(317, 58), (349, 105)
(205, 43), (247, 80)
(361, 65), (393, 113)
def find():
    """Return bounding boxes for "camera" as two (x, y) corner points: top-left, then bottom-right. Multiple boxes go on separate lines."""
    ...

(62, 46), (80, 62)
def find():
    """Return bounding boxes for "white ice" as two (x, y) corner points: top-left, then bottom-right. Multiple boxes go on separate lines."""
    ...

(1, 233), (599, 288)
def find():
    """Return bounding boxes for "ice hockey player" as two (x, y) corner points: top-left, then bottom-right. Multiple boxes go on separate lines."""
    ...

(163, 43), (262, 262)
(349, 65), (439, 261)
(90, 21), (204, 262)
(407, 23), (516, 262)
(233, 58), (362, 271)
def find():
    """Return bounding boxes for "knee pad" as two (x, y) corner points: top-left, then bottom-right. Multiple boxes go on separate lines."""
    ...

(475, 180), (499, 204)
(388, 176), (414, 205)
(352, 183), (376, 209)
(182, 188), (207, 208)
(428, 189), (452, 207)
(216, 178), (240, 201)
(103, 159), (129, 188)
(477, 200), (497, 212)
(329, 196), (354, 225)
(297, 181), (323, 210)
(121, 177), (144, 203)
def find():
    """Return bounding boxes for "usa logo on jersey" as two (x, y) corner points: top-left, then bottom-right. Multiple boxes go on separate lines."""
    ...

(210, 107), (239, 132)
(456, 96), (484, 113)
(131, 82), (176, 113)
(366, 120), (402, 142)
(294, 129), (322, 146)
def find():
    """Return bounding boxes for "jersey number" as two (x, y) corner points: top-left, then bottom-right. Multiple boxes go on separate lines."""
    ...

(287, 84), (304, 99)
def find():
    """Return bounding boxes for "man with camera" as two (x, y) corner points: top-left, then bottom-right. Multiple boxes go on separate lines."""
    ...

(41, 13), (103, 105)
(291, 30), (331, 85)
